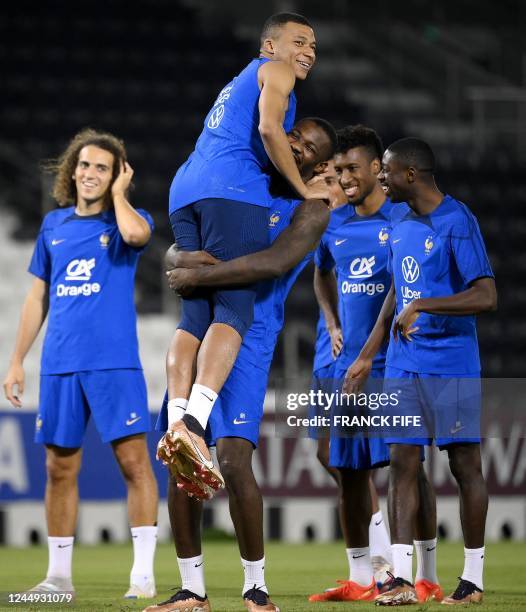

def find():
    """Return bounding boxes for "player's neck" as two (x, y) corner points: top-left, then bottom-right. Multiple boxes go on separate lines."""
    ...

(354, 185), (385, 217)
(409, 186), (444, 216)
(75, 198), (106, 216)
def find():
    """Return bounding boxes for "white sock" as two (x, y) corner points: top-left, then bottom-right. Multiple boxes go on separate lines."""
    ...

(47, 536), (74, 580)
(461, 546), (484, 590)
(346, 547), (373, 586)
(392, 543), (414, 584)
(241, 557), (268, 595)
(369, 510), (392, 563)
(186, 384), (218, 430)
(168, 398), (188, 426)
(177, 554), (206, 598)
(130, 526), (157, 587)
(414, 538), (438, 583)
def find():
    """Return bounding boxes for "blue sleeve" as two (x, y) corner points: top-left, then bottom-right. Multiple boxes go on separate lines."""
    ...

(387, 241), (393, 275)
(314, 235), (335, 271)
(28, 221), (51, 283)
(451, 211), (494, 285)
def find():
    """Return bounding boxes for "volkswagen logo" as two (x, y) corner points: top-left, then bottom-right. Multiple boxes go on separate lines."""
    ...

(401, 256), (420, 283)
(207, 104), (225, 130)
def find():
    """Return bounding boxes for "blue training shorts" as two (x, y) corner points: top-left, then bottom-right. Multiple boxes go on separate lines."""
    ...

(383, 366), (481, 448)
(170, 198), (269, 340)
(36, 369), (150, 447)
(329, 365), (390, 470)
(157, 344), (270, 448)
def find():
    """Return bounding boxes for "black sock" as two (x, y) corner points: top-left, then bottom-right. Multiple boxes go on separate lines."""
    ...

(182, 413), (205, 438)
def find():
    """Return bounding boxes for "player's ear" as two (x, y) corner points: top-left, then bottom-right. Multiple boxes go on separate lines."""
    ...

(313, 161), (328, 175)
(407, 166), (417, 183)
(371, 158), (380, 175)
(261, 38), (275, 56)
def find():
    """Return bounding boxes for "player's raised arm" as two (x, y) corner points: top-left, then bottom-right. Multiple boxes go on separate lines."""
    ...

(111, 161), (151, 247)
(3, 277), (49, 407)
(258, 62), (327, 201)
(166, 198), (329, 293)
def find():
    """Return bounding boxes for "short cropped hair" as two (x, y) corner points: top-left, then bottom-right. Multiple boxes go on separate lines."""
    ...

(260, 12), (313, 45)
(299, 116), (338, 158)
(335, 124), (384, 161)
(43, 128), (127, 207)
(387, 137), (435, 171)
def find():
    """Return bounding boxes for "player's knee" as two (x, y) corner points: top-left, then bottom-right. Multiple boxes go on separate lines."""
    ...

(118, 454), (152, 484)
(217, 453), (251, 489)
(46, 453), (80, 483)
(449, 445), (483, 483)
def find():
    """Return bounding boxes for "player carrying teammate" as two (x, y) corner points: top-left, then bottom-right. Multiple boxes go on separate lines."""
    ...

(347, 137), (497, 605)
(148, 117), (337, 612)
(3, 129), (159, 599)
(308, 126), (439, 603)
(166, 12), (329, 492)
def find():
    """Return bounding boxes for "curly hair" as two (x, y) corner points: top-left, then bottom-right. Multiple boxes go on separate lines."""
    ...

(336, 124), (384, 161)
(42, 128), (128, 207)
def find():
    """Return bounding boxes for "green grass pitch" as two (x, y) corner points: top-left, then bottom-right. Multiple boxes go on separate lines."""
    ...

(1, 540), (525, 611)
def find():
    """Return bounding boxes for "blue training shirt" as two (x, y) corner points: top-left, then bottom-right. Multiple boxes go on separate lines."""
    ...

(28, 206), (154, 375)
(169, 58), (297, 213)
(240, 198), (312, 368)
(387, 194), (494, 374)
(315, 199), (394, 370)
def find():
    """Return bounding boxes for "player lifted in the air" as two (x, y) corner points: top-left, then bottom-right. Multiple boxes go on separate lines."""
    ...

(149, 117), (337, 612)
(166, 12), (329, 492)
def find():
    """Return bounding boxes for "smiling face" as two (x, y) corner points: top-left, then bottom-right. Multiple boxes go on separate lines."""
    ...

(263, 21), (316, 80)
(334, 145), (381, 206)
(73, 145), (115, 207)
(288, 119), (333, 180)
(319, 159), (347, 209)
(378, 149), (410, 203)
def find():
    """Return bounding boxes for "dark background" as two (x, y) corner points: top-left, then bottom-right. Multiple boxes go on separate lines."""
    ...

(2, 0), (525, 377)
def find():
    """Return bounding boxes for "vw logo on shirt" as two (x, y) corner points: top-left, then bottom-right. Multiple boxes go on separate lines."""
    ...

(401, 256), (420, 283)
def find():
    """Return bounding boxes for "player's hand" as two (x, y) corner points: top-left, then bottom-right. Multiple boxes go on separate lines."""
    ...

(111, 161), (134, 198)
(342, 356), (372, 395)
(303, 175), (331, 204)
(3, 362), (25, 408)
(165, 248), (219, 271)
(166, 268), (199, 297)
(393, 301), (420, 342)
(328, 325), (343, 359)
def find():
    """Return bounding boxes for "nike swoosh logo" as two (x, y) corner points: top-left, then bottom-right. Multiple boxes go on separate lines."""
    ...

(194, 561), (204, 567)
(335, 239), (347, 246)
(126, 417), (141, 426)
(201, 392), (214, 402)
(352, 554), (366, 559)
(393, 239), (401, 244)
(58, 544), (72, 548)
(375, 519), (383, 526)
(233, 418), (252, 425)
(450, 425), (464, 434)
(51, 239), (66, 246)
(406, 552), (413, 556)
(189, 434), (214, 470)
(426, 546), (436, 552)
